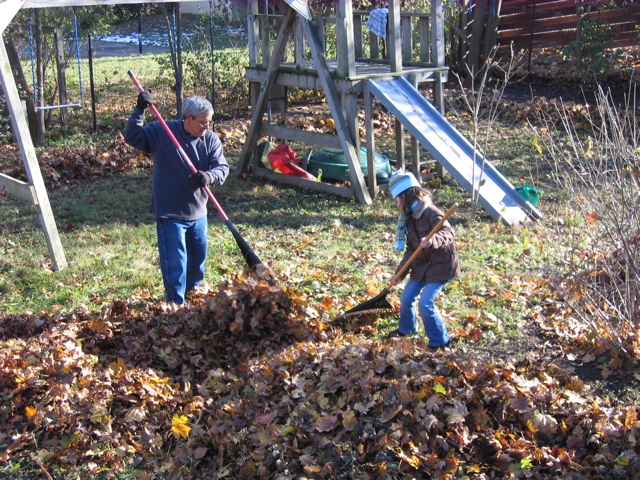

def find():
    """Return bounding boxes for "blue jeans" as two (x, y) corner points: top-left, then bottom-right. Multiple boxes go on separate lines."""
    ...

(156, 217), (207, 304)
(398, 279), (450, 347)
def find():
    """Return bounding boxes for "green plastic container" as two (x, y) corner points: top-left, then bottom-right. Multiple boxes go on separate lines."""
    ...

(308, 147), (392, 182)
(515, 185), (541, 205)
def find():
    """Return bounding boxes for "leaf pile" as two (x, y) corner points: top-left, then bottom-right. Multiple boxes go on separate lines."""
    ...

(0, 132), (152, 191)
(444, 87), (611, 130)
(1, 267), (640, 478)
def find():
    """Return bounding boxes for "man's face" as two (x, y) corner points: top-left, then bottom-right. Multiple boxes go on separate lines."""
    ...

(184, 113), (212, 137)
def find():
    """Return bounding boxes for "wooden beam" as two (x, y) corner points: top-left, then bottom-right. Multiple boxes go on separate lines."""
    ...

(238, 4), (297, 173)
(0, 37), (67, 270)
(261, 124), (342, 149)
(304, 18), (372, 204)
(22, 0), (187, 7)
(0, 173), (37, 204)
(0, 0), (25, 33)
(252, 165), (355, 199)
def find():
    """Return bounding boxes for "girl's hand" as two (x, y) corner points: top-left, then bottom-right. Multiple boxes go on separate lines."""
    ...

(420, 237), (433, 249)
(390, 275), (399, 286)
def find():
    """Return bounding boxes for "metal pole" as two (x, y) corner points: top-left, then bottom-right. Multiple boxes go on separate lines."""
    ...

(138, 4), (143, 54)
(88, 34), (97, 130)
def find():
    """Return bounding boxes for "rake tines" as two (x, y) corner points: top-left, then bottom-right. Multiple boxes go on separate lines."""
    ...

(333, 288), (395, 321)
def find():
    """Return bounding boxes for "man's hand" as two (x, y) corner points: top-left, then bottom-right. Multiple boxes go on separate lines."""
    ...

(136, 90), (156, 110)
(192, 171), (210, 188)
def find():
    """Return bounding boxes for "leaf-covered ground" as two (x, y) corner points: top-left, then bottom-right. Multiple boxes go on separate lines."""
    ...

(1, 263), (639, 479)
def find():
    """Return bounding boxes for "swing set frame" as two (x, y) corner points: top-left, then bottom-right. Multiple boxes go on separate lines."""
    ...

(27, 12), (84, 113)
(1, 0), (195, 272)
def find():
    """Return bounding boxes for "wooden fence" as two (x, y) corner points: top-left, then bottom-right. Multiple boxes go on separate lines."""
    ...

(497, 0), (640, 52)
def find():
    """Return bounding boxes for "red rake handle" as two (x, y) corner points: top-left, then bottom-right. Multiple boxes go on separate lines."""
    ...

(127, 71), (230, 223)
(390, 202), (458, 286)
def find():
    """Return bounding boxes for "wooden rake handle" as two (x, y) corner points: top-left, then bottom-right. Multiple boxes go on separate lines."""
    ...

(391, 202), (458, 285)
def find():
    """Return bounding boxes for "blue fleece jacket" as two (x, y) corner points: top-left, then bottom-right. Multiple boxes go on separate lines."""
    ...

(124, 107), (229, 221)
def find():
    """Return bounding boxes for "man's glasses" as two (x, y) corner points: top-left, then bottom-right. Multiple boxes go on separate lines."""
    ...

(190, 116), (211, 127)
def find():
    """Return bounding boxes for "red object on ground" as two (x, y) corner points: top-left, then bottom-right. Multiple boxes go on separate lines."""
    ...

(268, 144), (316, 181)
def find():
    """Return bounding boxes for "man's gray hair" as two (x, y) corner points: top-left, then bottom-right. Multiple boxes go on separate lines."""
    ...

(182, 96), (213, 118)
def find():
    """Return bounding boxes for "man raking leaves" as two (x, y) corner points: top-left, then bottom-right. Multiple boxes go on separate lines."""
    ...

(124, 78), (230, 305)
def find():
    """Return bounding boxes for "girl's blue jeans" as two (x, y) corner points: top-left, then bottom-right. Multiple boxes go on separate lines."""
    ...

(156, 217), (207, 304)
(398, 278), (450, 347)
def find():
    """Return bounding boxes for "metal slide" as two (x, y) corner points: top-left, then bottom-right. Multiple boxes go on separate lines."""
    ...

(367, 77), (542, 225)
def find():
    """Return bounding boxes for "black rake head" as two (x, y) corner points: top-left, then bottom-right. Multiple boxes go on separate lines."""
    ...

(333, 288), (394, 321)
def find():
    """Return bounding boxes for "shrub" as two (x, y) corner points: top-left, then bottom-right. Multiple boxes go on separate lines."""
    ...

(536, 83), (640, 356)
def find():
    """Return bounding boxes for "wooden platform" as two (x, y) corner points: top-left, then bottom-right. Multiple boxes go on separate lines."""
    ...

(246, 61), (449, 93)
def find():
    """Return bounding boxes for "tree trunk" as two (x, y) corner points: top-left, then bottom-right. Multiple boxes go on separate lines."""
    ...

(467, 0), (488, 75)
(455, 0), (471, 75)
(164, 3), (183, 118)
(481, 0), (502, 63)
(3, 37), (38, 141)
(460, 0), (503, 78)
(576, 0), (584, 68)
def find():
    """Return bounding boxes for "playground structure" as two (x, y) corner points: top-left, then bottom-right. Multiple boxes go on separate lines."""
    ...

(239, 0), (448, 205)
(238, 0), (541, 224)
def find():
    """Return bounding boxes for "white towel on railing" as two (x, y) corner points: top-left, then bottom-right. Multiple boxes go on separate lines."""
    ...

(366, 8), (388, 38)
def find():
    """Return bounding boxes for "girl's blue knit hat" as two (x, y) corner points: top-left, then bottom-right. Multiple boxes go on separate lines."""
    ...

(389, 170), (421, 199)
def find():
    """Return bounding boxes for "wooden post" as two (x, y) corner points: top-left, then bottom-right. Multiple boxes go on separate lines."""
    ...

(0, 38), (67, 271)
(418, 15), (430, 62)
(401, 15), (412, 62)
(410, 75), (420, 179)
(238, 6), (298, 173)
(428, 0), (445, 176)
(432, 0), (445, 113)
(337, 0), (355, 78)
(304, 16), (371, 204)
(337, 0), (359, 157)
(389, 0), (404, 171)
(353, 12), (363, 58)
(370, 29), (380, 58)
(294, 15), (306, 67)
(364, 84), (378, 199)
(388, 0), (402, 73)
(260, 6), (271, 66)
(247, 0), (259, 68)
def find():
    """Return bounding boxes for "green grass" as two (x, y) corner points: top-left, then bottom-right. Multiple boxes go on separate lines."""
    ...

(1, 39), (566, 340)
(0, 140), (555, 348)
(0, 171), (161, 312)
